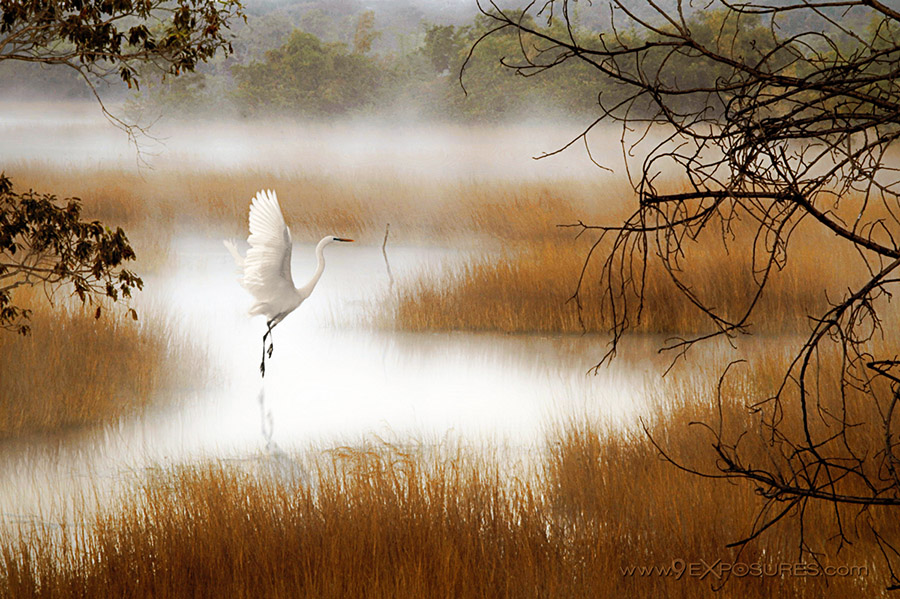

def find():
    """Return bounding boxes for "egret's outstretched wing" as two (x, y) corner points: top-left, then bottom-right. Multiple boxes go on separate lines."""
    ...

(241, 190), (297, 314)
(222, 239), (244, 269)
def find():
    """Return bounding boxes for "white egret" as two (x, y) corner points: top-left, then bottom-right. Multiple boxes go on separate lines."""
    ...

(224, 189), (353, 376)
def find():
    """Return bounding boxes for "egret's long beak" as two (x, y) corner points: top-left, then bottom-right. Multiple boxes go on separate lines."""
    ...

(335, 238), (355, 242)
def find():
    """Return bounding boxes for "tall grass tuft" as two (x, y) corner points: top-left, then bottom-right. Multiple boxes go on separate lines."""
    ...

(0, 292), (202, 438)
(388, 219), (868, 334)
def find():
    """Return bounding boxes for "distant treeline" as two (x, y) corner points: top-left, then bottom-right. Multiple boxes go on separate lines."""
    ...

(122, 10), (602, 122)
(125, 8), (739, 122)
(2, 0), (875, 122)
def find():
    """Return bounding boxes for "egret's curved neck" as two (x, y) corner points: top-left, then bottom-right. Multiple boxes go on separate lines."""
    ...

(298, 236), (331, 298)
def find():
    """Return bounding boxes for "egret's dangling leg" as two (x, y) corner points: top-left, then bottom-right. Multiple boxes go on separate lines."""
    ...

(260, 320), (275, 377)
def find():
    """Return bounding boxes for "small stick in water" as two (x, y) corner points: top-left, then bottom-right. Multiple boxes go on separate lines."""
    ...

(382, 223), (394, 290)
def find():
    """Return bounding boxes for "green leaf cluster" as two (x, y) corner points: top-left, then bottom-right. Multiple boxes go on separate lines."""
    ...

(0, 175), (143, 335)
(0, 0), (244, 88)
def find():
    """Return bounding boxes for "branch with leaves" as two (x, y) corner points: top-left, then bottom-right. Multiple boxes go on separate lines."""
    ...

(0, 0), (243, 87)
(0, 0), (242, 331)
(1, 0), (243, 138)
(0, 175), (142, 334)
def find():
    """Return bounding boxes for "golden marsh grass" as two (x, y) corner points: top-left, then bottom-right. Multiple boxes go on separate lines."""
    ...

(388, 217), (870, 334)
(0, 292), (202, 438)
(5, 162), (620, 244)
(1, 353), (890, 597)
(16, 161), (867, 335)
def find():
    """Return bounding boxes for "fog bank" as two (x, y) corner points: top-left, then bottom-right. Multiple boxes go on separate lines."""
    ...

(0, 101), (628, 181)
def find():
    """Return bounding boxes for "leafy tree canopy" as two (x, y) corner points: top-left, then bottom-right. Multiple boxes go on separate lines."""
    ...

(0, 0), (243, 89)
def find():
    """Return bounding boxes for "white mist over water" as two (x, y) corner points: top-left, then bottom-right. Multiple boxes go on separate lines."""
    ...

(0, 102), (625, 179)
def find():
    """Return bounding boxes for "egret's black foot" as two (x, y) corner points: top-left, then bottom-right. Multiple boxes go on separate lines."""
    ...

(267, 343), (274, 358)
(260, 359), (266, 377)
